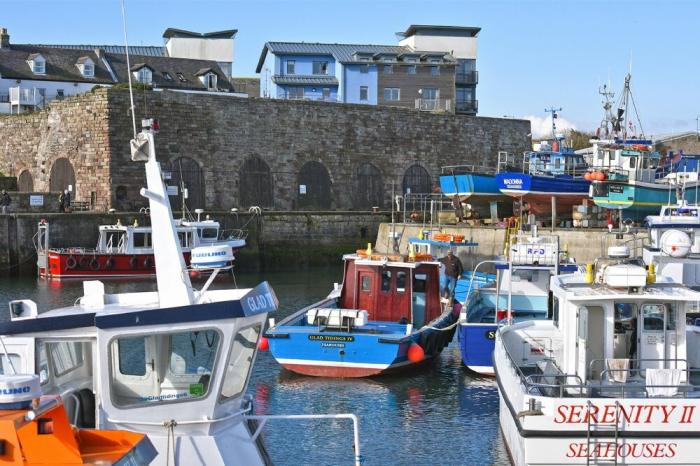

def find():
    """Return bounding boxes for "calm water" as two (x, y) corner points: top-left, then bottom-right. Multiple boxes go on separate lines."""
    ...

(0, 269), (509, 466)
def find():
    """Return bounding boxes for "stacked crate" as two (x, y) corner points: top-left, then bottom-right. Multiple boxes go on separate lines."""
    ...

(572, 200), (607, 228)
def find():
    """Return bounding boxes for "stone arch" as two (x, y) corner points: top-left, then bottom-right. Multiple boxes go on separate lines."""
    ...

(239, 157), (273, 208)
(17, 170), (34, 192)
(402, 163), (432, 195)
(297, 161), (331, 210)
(167, 156), (205, 211)
(354, 163), (383, 209)
(49, 158), (76, 193)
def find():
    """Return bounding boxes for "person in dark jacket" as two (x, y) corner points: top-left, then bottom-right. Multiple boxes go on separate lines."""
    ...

(439, 250), (464, 298)
(0, 190), (10, 214)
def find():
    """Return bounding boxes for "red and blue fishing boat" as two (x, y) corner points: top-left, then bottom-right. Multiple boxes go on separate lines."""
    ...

(264, 246), (458, 377)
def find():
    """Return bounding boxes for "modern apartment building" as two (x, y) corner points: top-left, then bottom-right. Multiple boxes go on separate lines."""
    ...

(255, 24), (479, 115)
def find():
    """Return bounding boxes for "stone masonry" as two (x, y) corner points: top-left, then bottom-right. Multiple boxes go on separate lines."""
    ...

(0, 88), (531, 211)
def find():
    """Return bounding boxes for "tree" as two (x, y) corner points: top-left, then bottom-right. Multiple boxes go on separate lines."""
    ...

(566, 130), (594, 151)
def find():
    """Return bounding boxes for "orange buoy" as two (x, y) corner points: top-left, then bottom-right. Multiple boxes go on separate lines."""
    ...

(584, 172), (592, 181)
(189, 270), (201, 279)
(594, 171), (605, 181)
(407, 343), (425, 363)
(258, 336), (270, 351)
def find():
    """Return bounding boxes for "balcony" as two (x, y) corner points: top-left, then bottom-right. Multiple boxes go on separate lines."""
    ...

(415, 98), (452, 113)
(9, 87), (46, 112)
(456, 71), (479, 85)
(456, 99), (478, 114)
(285, 95), (339, 103)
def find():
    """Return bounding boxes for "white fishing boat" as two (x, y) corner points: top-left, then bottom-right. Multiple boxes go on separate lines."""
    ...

(495, 243), (700, 465)
(0, 119), (362, 466)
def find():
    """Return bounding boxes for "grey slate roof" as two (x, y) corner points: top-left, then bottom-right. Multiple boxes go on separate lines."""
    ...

(34, 44), (166, 57)
(105, 52), (233, 91)
(0, 45), (116, 84)
(272, 75), (339, 86)
(256, 42), (455, 72)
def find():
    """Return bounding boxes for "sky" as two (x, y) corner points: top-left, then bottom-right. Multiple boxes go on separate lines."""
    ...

(2, 0), (699, 137)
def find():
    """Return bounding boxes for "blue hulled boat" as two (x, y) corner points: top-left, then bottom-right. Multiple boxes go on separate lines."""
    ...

(264, 247), (458, 377)
(458, 229), (577, 374)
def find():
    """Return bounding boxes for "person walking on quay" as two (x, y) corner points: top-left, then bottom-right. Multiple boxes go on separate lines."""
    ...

(439, 250), (463, 298)
(0, 190), (10, 214)
(59, 189), (71, 213)
(452, 194), (465, 223)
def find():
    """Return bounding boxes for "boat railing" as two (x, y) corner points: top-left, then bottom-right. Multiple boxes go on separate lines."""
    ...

(48, 247), (101, 255)
(220, 228), (248, 241)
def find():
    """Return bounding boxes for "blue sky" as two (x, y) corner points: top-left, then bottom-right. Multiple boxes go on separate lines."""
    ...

(3, 0), (699, 136)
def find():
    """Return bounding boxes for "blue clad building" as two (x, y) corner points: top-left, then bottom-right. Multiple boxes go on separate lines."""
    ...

(255, 25), (480, 115)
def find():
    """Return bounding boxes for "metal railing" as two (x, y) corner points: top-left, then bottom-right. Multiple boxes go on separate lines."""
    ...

(9, 87), (46, 107)
(415, 98), (452, 112)
(455, 99), (478, 114)
(456, 71), (479, 84)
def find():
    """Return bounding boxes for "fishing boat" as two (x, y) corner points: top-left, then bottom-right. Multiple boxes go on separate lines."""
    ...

(642, 200), (700, 289)
(496, 110), (590, 217)
(0, 119), (363, 465)
(589, 74), (700, 221)
(458, 228), (577, 375)
(495, 242), (700, 465)
(36, 211), (246, 280)
(264, 244), (458, 378)
(0, 374), (156, 465)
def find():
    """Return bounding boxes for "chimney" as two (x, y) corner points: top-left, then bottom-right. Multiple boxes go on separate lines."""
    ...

(0, 28), (9, 48)
(94, 47), (104, 59)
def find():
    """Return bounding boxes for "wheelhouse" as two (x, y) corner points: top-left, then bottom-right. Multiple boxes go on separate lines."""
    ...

(526, 150), (587, 177)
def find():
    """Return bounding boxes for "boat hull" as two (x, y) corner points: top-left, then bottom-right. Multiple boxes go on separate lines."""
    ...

(439, 173), (508, 201)
(497, 173), (590, 216)
(459, 323), (496, 375)
(41, 251), (192, 280)
(268, 311), (457, 378)
(592, 180), (700, 221)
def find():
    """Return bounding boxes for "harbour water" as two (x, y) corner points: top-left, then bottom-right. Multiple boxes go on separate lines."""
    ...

(0, 268), (509, 465)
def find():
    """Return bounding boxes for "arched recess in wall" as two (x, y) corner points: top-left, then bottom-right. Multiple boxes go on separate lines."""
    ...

(354, 163), (383, 209)
(297, 161), (331, 210)
(402, 164), (432, 195)
(166, 156), (205, 212)
(239, 157), (273, 208)
(17, 170), (34, 192)
(49, 158), (76, 193)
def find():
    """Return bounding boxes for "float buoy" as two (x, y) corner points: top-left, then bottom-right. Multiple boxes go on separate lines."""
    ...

(584, 172), (592, 181)
(258, 336), (270, 351)
(407, 343), (425, 363)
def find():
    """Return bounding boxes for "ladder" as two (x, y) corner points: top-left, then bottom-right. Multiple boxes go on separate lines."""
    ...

(502, 216), (520, 256)
(586, 400), (621, 465)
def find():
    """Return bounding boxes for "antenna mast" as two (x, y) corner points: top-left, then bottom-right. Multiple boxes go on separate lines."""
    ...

(544, 107), (563, 142)
(119, 0), (137, 139)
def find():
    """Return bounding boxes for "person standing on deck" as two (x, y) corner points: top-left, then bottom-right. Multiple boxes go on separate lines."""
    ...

(439, 250), (463, 298)
(452, 195), (465, 223)
(0, 190), (10, 214)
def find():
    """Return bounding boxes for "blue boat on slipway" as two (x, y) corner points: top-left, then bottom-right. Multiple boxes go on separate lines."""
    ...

(458, 229), (577, 375)
(264, 247), (458, 377)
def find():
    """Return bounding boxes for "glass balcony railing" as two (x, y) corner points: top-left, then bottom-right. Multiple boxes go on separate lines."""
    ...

(456, 71), (478, 85)
(455, 100), (478, 114)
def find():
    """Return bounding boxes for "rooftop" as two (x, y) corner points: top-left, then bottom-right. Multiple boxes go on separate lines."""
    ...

(400, 24), (481, 38)
(162, 28), (238, 39)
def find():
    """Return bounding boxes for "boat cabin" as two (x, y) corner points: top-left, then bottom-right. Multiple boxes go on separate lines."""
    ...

(0, 281), (277, 463)
(339, 254), (443, 328)
(97, 220), (224, 254)
(590, 139), (660, 183)
(525, 148), (587, 177)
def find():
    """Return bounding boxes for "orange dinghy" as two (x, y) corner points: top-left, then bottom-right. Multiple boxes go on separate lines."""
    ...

(0, 375), (156, 465)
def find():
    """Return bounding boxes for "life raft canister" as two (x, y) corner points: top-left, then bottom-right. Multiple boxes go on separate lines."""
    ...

(65, 256), (77, 270)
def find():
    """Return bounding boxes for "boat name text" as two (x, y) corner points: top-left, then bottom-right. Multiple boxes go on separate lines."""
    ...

(566, 442), (676, 459)
(554, 403), (696, 424)
(309, 335), (355, 342)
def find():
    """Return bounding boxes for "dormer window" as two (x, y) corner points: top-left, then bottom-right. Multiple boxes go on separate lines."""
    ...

(201, 72), (217, 90)
(163, 72), (173, 81)
(76, 57), (95, 78)
(27, 54), (46, 74)
(132, 66), (152, 85)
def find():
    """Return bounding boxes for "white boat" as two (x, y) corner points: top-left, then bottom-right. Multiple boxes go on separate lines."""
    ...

(495, 244), (700, 465)
(0, 119), (362, 466)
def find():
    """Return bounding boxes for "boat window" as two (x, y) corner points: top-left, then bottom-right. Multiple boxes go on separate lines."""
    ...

(38, 343), (49, 385)
(642, 303), (676, 331)
(0, 354), (20, 375)
(413, 273), (427, 293)
(220, 325), (261, 402)
(554, 158), (561, 170)
(105, 231), (126, 251)
(118, 337), (147, 376)
(361, 276), (371, 292)
(178, 231), (191, 248)
(381, 271), (392, 292)
(396, 271), (407, 293)
(642, 157), (649, 169)
(200, 228), (218, 239)
(49, 341), (84, 377)
(110, 329), (221, 407)
(133, 232), (151, 248)
(551, 295), (559, 327)
(629, 157), (636, 169)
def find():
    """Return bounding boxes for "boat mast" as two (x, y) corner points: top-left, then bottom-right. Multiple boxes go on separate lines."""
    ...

(544, 106), (562, 144)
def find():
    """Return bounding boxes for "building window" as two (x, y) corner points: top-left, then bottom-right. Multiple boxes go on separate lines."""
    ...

(322, 88), (331, 99)
(82, 62), (94, 77)
(383, 64), (393, 75)
(430, 58), (441, 64)
(176, 72), (187, 83)
(286, 60), (296, 75)
(360, 86), (368, 101)
(56, 89), (65, 100)
(360, 64), (369, 74)
(312, 61), (328, 75)
(407, 65), (416, 75)
(163, 72), (173, 81)
(287, 87), (304, 99)
(422, 88), (439, 100)
(431, 65), (440, 76)
(135, 67), (152, 84)
(383, 87), (400, 101)
(31, 59), (46, 74)
(204, 73), (217, 90)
